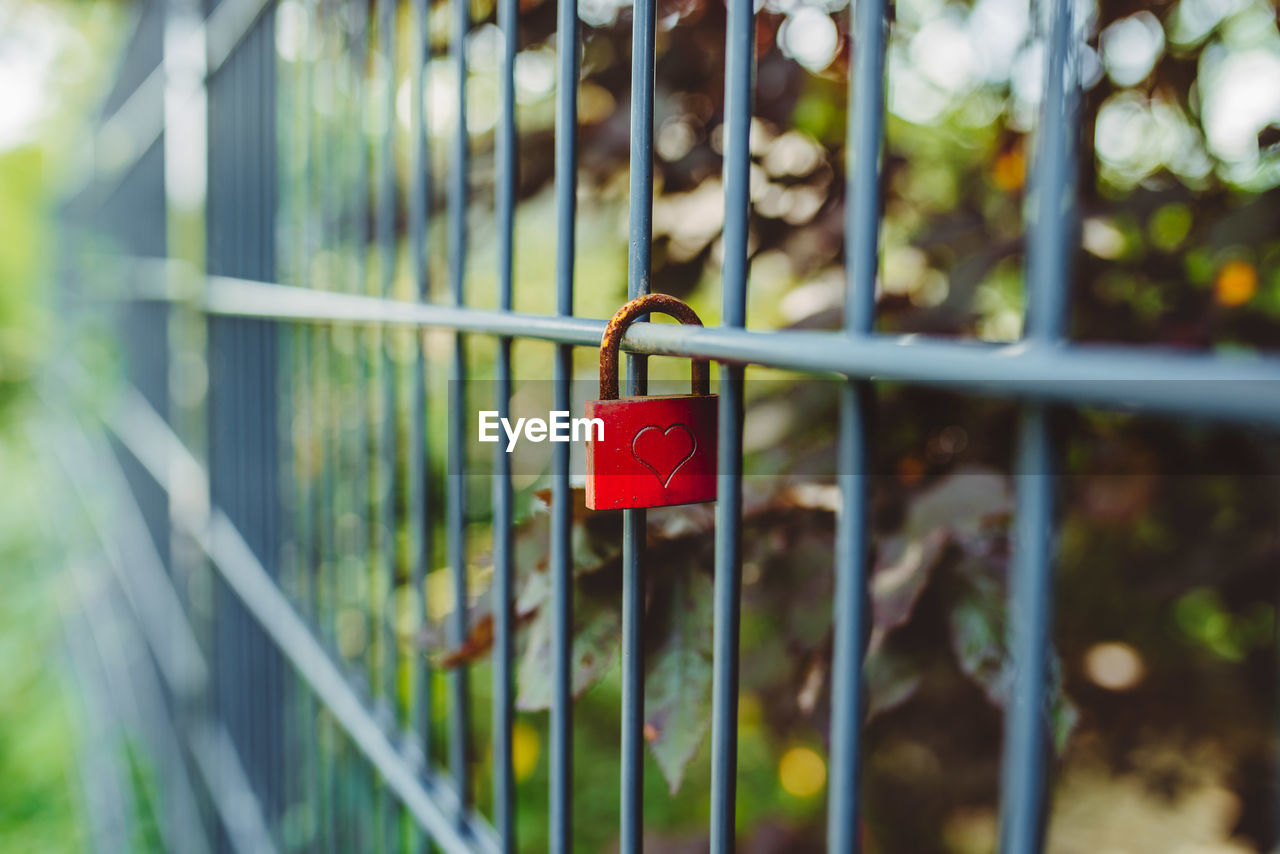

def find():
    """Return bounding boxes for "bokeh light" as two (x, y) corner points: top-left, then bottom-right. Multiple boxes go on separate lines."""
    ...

(778, 745), (826, 798)
(1083, 642), (1146, 692)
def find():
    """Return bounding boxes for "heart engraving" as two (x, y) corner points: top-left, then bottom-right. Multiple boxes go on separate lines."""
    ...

(631, 424), (697, 488)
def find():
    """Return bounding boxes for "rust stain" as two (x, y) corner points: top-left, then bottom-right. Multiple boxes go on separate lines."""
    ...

(598, 293), (711, 400)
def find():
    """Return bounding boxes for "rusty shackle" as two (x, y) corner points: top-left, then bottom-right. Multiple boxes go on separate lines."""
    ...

(598, 293), (711, 401)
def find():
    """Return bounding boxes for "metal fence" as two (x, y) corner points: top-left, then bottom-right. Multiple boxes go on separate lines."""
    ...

(60, 0), (1280, 852)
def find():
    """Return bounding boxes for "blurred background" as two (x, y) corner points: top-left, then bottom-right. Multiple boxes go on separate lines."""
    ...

(3, 0), (1280, 851)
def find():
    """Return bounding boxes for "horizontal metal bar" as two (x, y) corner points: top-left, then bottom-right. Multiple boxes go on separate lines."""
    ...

(203, 274), (603, 344)
(103, 384), (500, 854)
(191, 273), (1280, 425)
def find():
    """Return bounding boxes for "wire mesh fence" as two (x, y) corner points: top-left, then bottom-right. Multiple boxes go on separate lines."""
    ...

(56, 0), (1280, 852)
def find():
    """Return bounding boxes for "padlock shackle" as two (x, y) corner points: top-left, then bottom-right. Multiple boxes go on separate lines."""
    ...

(598, 293), (711, 400)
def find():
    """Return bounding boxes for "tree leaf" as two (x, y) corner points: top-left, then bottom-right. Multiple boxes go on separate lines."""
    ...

(516, 597), (620, 711)
(644, 570), (715, 795)
(948, 567), (1078, 753)
(903, 468), (1010, 541)
(865, 645), (925, 720)
(434, 614), (494, 668)
(871, 468), (1011, 638)
(871, 529), (949, 635)
(1050, 675), (1080, 753)
(948, 571), (1010, 707)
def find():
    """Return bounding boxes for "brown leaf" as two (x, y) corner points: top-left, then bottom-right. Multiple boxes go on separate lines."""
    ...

(434, 611), (538, 669)
(532, 487), (593, 523)
(434, 615), (494, 669)
(796, 651), (827, 715)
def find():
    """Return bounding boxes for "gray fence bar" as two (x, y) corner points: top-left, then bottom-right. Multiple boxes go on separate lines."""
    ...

(550, 0), (579, 847)
(447, 0), (473, 821)
(408, 0), (433, 772)
(189, 273), (1280, 426)
(999, 0), (1081, 849)
(709, 0), (754, 847)
(407, 1), (434, 852)
(376, 3), (399, 851)
(493, 0), (519, 846)
(829, 0), (889, 849)
(622, 0), (659, 850)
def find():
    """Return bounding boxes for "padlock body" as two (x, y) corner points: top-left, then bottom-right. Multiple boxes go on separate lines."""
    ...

(585, 394), (718, 510)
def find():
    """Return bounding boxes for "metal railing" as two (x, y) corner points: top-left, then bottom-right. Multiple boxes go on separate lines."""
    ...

(60, 0), (1280, 853)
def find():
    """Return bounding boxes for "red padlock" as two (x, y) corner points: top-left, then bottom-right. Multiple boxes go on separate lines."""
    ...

(585, 294), (718, 511)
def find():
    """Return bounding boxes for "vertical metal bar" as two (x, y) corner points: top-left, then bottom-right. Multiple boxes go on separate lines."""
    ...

(708, 0), (753, 847)
(626, 0), (656, 305)
(1000, 404), (1055, 853)
(160, 20), (206, 832)
(375, 1), (399, 850)
(236, 17), (256, 814)
(621, 0), (656, 849)
(283, 3), (315, 840)
(379, 0), (398, 692)
(256, 13), (273, 823)
(295, 3), (324, 836)
(354, 16), (382, 818)
(408, 0), (434, 804)
(998, 0), (1077, 850)
(493, 0), (518, 845)
(830, 378), (874, 851)
(718, 0), (752, 335)
(447, 0), (473, 818)
(843, 0), (888, 340)
(619, 507), (646, 854)
(205, 20), (226, 849)
(248, 20), (265, 827)
(349, 2), (374, 846)
(231, 30), (255, 827)
(828, 0), (888, 850)
(550, 0), (578, 846)
(378, 0), (398, 705)
(1022, 0), (1078, 348)
(263, 12), (286, 827)
(204, 47), (223, 851)
(352, 4), (372, 850)
(314, 7), (339, 849)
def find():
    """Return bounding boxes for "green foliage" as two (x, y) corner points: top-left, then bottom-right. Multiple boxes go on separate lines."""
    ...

(516, 594), (621, 711)
(1174, 587), (1275, 663)
(0, 147), (50, 413)
(0, 437), (84, 853)
(949, 567), (1079, 754)
(643, 569), (714, 794)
